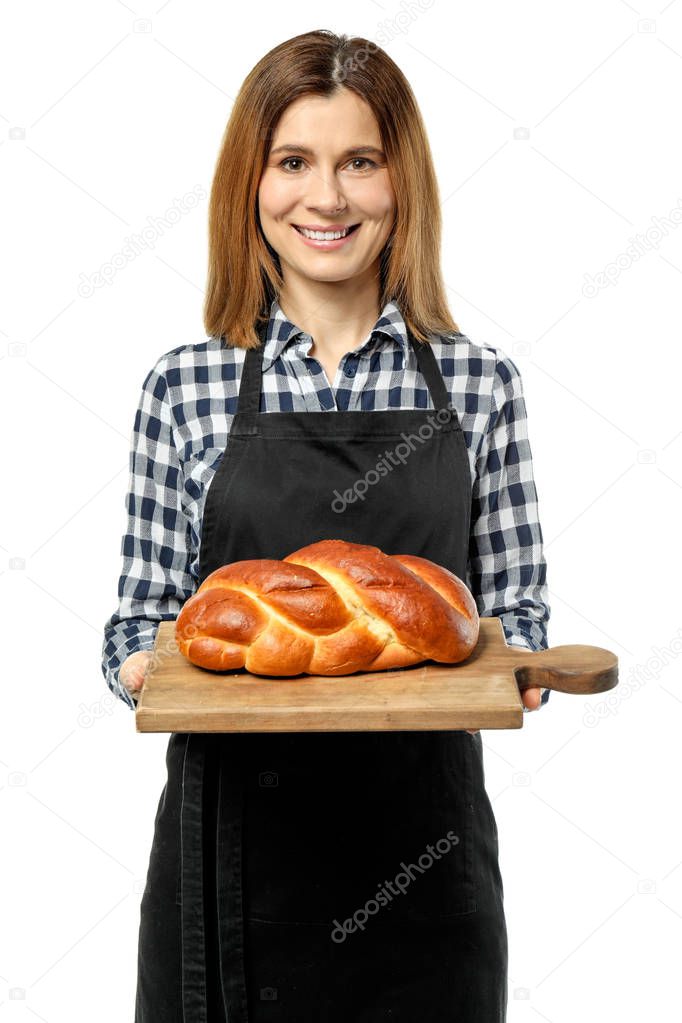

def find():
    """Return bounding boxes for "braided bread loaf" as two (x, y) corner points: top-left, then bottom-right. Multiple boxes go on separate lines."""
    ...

(175, 539), (479, 676)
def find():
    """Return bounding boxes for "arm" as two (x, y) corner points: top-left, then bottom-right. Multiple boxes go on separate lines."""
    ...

(101, 358), (195, 709)
(467, 351), (551, 710)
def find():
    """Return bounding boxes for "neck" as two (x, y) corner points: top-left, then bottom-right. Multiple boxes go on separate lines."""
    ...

(277, 270), (382, 357)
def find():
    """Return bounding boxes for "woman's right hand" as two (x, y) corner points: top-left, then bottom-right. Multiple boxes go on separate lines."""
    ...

(119, 650), (153, 702)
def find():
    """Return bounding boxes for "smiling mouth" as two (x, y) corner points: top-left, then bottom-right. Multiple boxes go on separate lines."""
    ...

(293, 223), (361, 239)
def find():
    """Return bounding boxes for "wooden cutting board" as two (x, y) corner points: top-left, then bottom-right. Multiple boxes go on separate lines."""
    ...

(134, 617), (618, 733)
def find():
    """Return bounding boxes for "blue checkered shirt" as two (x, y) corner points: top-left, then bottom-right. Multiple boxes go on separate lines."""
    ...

(102, 298), (551, 711)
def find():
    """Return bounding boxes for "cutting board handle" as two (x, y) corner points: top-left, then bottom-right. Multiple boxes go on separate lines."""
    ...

(508, 644), (618, 696)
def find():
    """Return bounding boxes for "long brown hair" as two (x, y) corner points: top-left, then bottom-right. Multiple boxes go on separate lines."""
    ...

(203, 29), (460, 348)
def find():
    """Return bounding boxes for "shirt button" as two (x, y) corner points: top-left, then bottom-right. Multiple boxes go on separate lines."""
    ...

(344, 362), (357, 378)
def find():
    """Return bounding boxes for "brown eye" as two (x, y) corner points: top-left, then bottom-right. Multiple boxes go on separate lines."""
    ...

(279, 156), (378, 172)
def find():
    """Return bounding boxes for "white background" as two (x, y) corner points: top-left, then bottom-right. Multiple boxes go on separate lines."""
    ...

(2, 1), (681, 1020)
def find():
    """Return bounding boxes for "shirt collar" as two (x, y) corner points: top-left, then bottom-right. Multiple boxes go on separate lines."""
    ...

(260, 297), (410, 372)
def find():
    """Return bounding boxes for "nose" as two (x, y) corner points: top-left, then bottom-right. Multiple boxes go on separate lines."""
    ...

(303, 167), (348, 214)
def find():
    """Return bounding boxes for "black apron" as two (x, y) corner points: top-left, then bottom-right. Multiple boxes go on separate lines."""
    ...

(135, 319), (508, 1022)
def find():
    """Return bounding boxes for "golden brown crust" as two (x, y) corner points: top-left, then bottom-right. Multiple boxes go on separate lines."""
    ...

(175, 539), (479, 676)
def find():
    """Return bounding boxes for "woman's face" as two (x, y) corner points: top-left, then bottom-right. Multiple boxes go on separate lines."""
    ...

(258, 89), (396, 286)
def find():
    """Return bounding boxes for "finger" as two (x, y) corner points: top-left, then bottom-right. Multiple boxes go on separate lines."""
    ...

(121, 667), (144, 693)
(122, 652), (153, 689)
(522, 686), (542, 711)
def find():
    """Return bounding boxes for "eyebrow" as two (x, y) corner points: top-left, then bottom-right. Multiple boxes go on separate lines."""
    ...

(269, 144), (385, 158)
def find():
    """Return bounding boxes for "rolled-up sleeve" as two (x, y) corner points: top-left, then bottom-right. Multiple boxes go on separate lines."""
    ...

(101, 358), (195, 709)
(468, 351), (551, 708)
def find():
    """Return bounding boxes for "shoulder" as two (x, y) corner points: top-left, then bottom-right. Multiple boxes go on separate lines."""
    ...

(426, 331), (522, 387)
(426, 333), (527, 439)
(140, 336), (240, 391)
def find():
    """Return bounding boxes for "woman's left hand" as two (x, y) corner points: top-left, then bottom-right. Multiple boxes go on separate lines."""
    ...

(466, 685), (543, 735)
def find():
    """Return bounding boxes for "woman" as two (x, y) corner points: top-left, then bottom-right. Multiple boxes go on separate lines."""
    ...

(102, 29), (550, 1023)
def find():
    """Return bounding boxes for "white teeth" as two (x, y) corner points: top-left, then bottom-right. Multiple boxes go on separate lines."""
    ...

(297, 225), (355, 240)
